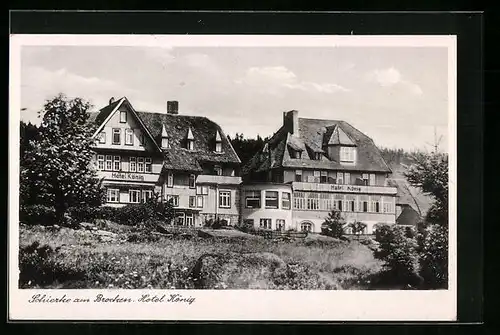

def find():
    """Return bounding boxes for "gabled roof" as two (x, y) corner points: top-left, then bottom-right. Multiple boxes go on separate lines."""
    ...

(243, 116), (391, 174)
(396, 205), (421, 227)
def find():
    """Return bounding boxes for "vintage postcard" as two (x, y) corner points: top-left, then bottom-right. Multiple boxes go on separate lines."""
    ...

(9, 34), (457, 321)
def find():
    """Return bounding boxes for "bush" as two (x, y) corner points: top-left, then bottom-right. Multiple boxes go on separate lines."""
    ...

(19, 205), (57, 226)
(374, 224), (422, 288)
(418, 224), (448, 289)
(321, 210), (345, 238)
(68, 205), (100, 224)
(103, 196), (174, 227)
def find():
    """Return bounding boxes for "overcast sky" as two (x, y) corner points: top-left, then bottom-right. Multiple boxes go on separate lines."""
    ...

(20, 45), (449, 151)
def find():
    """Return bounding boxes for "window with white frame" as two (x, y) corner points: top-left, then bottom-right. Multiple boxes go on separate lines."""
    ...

(189, 196), (196, 208)
(314, 152), (322, 160)
(213, 165), (222, 176)
(337, 172), (344, 185)
(167, 171), (174, 188)
(359, 195), (369, 212)
(301, 222), (312, 232)
(98, 132), (106, 144)
(196, 195), (204, 208)
(166, 195), (179, 207)
(113, 156), (121, 171)
(97, 155), (104, 170)
(125, 129), (134, 145)
(189, 174), (196, 188)
(265, 191), (279, 208)
(340, 146), (356, 163)
(187, 139), (194, 151)
(344, 172), (351, 185)
(334, 194), (344, 211)
(142, 190), (153, 202)
(196, 185), (208, 195)
(105, 155), (113, 171)
(276, 219), (286, 231)
(215, 141), (222, 153)
(112, 128), (121, 145)
(145, 158), (152, 173)
(259, 218), (272, 230)
(362, 173), (369, 185)
(129, 189), (141, 203)
(245, 190), (261, 208)
(369, 173), (376, 186)
(371, 195), (381, 213)
(346, 195), (356, 212)
(175, 212), (185, 225)
(137, 157), (144, 173)
(282, 192), (291, 209)
(186, 213), (194, 227)
(382, 196), (395, 213)
(106, 188), (120, 203)
(295, 170), (303, 182)
(120, 111), (127, 123)
(161, 137), (169, 148)
(219, 191), (231, 208)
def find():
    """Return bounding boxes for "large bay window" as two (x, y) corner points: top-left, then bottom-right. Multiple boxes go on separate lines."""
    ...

(245, 190), (261, 209)
(265, 191), (279, 208)
(340, 146), (356, 163)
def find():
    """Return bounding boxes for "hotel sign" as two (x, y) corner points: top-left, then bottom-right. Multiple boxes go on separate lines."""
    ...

(111, 172), (145, 181)
(293, 182), (397, 195)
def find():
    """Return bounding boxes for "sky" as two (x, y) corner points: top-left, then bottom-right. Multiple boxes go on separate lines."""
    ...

(20, 45), (450, 152)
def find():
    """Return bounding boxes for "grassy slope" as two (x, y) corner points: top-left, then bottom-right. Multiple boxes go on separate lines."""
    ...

(19, 224), (383, 290)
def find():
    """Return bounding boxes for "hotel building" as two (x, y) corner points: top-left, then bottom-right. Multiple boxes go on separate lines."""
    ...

(89, 97), (242, 227)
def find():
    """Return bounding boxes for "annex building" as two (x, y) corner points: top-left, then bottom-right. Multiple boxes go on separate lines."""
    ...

(90, 98), (399, 234)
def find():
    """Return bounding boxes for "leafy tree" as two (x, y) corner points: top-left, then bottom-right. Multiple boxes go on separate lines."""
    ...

(348, 221), (367, 240)
(228, 132), (269, 167)
(21, 94), (105, 225)
(321, 210), (346, 238)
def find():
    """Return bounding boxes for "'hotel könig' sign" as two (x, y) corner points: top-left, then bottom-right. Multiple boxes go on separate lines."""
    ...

(111, 172), (145, 181)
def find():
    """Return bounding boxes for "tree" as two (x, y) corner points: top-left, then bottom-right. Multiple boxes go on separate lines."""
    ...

(404, 151), (448, 227)
(21, 94), (105, 225)
(348, 221), (367, 240)
(321, 210), (346, 239)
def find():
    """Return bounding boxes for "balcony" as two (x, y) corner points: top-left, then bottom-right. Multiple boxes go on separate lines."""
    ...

(292, 181), (397, 195)
(196, 175), (242, 185)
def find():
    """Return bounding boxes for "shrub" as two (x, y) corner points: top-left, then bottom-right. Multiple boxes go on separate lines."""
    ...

(321, 210), (346, 238)
(374, 224), (422, 288)
(418, 224), (448, 289)
(68, 205), (99, 224)
(19, 205), (57, 226)
(106, 195), (174, 227)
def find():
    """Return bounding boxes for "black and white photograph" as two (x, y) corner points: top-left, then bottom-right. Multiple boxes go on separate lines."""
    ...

(9, 33), (457, 321)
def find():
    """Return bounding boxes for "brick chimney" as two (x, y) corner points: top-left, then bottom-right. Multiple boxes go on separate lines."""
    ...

(167, 101), (179, 114)
(283, 110), (299, 135)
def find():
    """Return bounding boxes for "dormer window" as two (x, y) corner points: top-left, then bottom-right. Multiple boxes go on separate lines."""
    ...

(186, 127), (194, 150)
(340, 146), (356, 163)
(314, 152), (322, 160)
(161, 124), (170, 149)
(215, 130), (222, 152)
(290, 149), (302, 159)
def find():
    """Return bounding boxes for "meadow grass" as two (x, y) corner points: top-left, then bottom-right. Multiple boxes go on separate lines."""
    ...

(19, 224), (383, 290)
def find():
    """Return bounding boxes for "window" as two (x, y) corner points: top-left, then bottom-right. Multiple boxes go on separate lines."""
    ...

(382, 196), (395, 213)
(161, 137), (169, 148)
(175, 212), (185, 226)
(187, 139), (194, 151)
(196, 195), (204, 208)
(340, 146), (356, 163)
(97, 155), (104, 170)
(196, 185), (208, 195)
(301, 222), (312, 232)
(306, 193), (319, 210)
(105, 155), (112, 171)
(113, 156), (121, 171)
(344, 172), (351, 185)
(219, 191), (231, 208)
(189, 196), (196, 208)
(259, 218), (272, 230)
(124, 129), (133, 145)
(276, 219), (286, 231)
(145, 158), (152, 173)
(362, 173), (369, 186)
(359, 195), (369, 212)
(189, 174), (196, 188)
(337, 172), (344, 185)
(186, 214), (194, 227)
(167, 171), (174, 188)
(369, 173), (376, 186)
(137, 157), (144, 173)
(213, 165), (222, 176)
(128, 157), (136, 172)
(112, 128), (121, 145)
(371, 196), (381, 213)
(98, 132), (106, 144)
(129, 189), (141, 203)
(265, 191), (279, 208)
(335, 194), (344, 211)
(314, 152), (322, 160)
(142, 190), (153, 202)
(313, 170), (320, 183)
(295, 170), (303, 182)
(120, 111), (127, 123)
(166, 195), (179, 207)
(320, 171), (328, 184)
(245, 190), (261, 208)
(215, 142), (222, 153)
(346, 195), (356, 212)
(106, 189), (119, 203)
(282, 192), (291, 209)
